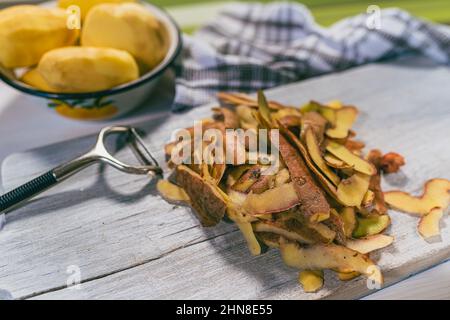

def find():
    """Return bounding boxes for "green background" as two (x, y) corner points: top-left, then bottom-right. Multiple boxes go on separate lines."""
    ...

(151, 0), (450, 33)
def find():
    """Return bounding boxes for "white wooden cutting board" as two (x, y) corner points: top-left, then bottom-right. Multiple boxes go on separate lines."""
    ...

(0, 56), (449, 300)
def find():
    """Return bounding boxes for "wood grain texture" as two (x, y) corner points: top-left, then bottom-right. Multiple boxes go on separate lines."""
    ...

(0, 56), (449, 299)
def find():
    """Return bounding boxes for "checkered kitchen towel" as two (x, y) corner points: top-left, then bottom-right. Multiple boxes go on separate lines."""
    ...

(173, 2), (450, 110)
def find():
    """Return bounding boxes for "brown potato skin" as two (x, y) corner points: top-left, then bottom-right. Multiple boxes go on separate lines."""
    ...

(380, 152), (405, 174)
(276, 134), (330, 221)
(323, 210), (346, 245)
(213, 107), (240, 129)
(301, 111), (327, 143)
(232, 165), (261, 192)
(367, 149), (388, 214)
(176, 165), (227, 227)
(284, 218), (335, 244)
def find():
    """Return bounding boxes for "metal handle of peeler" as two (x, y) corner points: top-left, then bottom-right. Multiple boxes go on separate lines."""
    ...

(0, 126), (162, 215)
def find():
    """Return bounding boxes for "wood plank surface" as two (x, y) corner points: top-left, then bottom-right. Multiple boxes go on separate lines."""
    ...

(0, 55), (449, 299)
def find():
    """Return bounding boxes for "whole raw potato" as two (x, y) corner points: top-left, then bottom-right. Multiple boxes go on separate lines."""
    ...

(21, 68), (57, 92)
(81, 3), (169, 72)
(0, 5), (78, 68)
(58, 0), (136, 20)
(38, 47), (139, 93)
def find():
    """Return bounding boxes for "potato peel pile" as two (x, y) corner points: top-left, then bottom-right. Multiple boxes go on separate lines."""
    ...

(157, 91), (449, 292)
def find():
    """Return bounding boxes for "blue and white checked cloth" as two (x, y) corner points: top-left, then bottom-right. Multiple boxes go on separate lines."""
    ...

(173, 2), (450, 110)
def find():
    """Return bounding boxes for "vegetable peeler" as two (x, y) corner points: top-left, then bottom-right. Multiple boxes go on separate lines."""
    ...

(0, 126), (162, 216)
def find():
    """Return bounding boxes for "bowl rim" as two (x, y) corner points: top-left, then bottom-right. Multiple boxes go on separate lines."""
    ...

(0, 1), (183, 100)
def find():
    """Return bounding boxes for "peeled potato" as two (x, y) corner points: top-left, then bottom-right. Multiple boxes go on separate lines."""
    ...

(0, 5), (78, 68)
(20, 68), (57, 92)
(81, 3), (169, 72)
(58, 0), (135, 20)
(38, 47), (139, 93)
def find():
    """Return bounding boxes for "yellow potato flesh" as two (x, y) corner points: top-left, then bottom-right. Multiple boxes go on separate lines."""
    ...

(0, 6), (78, 68)
(418, 207), (444, 239)
(243, 182), (299, 215)
(58, 0), (135, 20)
(362, 190), (375, 207)
(298, 270), (324, 293)
(231, 165), (262, 192)
(275, 168), (290, 187)
(38, 46), (139, 93)
(280, 240), (383, 286)
(326, 141), (376, 176)
(282, 218), (335, 244)
(319, 107), (336, 124)
(324, 153), (353, 169)
(156, 180), (190, 203)
(273, 107), (302, 120)
(336, 173), (371, 207)
(345, 234), (394, 254)
(20, 68), (57, 92)
(253, 221), (314, 244)
(353, 215), (390, 238)
(301, 101), (336, 123)
(239, 221), (262, 256)
(326, 100), (343, 109)
(256, 232), (280, 248)
(340, 207), (357, 238)
(257, 90), (274, 128)
(81, 3), (168, 71)
(226, 202), (261, 256)
(304, 128), (340, 186)
(338, 271), (360, 281)
(326, 107), (358, 139)
(306, 221), (336, 242)
(226, 165), (252, 189)
(384, 179), (450, 215)
(227, 207), (261, 256)
(236, 105), (258, 129)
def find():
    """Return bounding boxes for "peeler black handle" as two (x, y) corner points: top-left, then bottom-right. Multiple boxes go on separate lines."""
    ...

(0, 154), (98, 216)
(0, 126), (161, 216)
(0, 171), (57, 215)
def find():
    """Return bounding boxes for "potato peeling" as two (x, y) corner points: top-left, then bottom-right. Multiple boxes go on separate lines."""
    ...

(298, 270), (324, 292)
(337, 271), (361, 281)
(418, 207), (444, 239)
(353, 215), (390, 238)
(345, 234), (394, 254)
(280, 239), (383, 286)
(384, 178), (449, 241)
(158, 90), (448, 293)
(326, 106), (358, 139)
(157, 180), (190, 203)
(384, 179), (450, 215)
